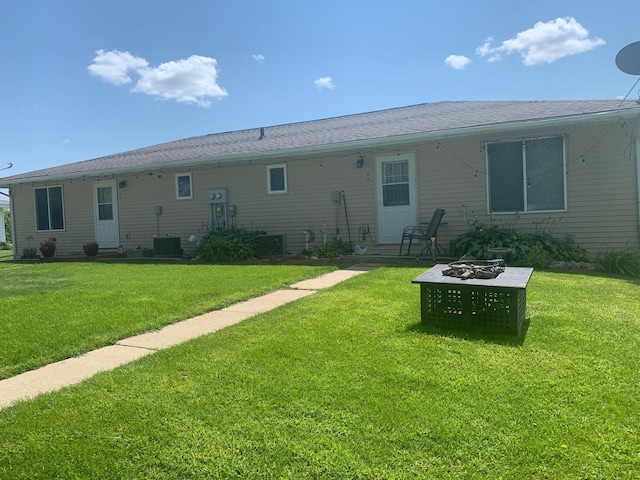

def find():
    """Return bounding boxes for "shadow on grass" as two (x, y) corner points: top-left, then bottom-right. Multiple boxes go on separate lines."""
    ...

(406, 316), (530, 347)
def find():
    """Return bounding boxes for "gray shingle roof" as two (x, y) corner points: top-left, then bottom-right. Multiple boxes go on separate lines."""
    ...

(2, 100), (639, 184)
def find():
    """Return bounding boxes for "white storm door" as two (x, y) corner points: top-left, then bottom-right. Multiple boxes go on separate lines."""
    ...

(376, 154), (417, 244)
(93, 181), (119, 248)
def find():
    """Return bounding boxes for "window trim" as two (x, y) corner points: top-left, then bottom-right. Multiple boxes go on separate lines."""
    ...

(175, 172), (193, 200)
(34, 185), (65, 231)
(486, 135), (567, 214)
(381, 158), (411, 207)
(267, 164), (288, 194)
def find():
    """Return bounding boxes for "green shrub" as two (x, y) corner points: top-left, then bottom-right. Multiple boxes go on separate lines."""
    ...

(454, 224), (588, 267)
(3, 208), (10, 242)
(196, 228), (264, 263)
(594, 247), (640, 277)
(313, 239), (352, 258)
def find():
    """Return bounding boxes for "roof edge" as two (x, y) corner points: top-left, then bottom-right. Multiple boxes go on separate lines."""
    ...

(2, 106), (639, 187)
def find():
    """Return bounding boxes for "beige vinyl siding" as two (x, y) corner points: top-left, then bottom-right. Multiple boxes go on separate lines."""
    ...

(115, 155), (376, 256)
(415, 141), (487, 254)
(415, 123), (639, 254)
(8, 119), (639, 258)
(11, 180), (95, 256)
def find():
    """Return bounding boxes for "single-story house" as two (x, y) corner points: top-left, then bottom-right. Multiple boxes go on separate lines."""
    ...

(1, 100), (639, 259)
(0, 198), (9, 244)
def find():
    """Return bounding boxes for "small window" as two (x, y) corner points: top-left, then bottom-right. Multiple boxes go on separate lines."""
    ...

(267, 164), (287, 194)
(381, 160), (410, 206)
(175, 173), (193, 199)
(35, 186), (65, 231)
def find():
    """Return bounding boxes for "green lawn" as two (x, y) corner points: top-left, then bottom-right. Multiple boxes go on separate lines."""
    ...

(0, 267), (638, 478)
(0, 261), (334, 379)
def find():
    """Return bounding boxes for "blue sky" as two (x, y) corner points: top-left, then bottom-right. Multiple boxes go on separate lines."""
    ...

(1, 0), (639, 181)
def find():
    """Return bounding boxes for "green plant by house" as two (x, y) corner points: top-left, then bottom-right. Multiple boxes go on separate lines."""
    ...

(40, 237), (57, 248)
(453, 220), (588, 268)
(83, 240), (99, 256)
(313, 239), (352, 258)
(21, 235), (37, 259)
(196, 227), (264, 263)
(594, 247), (640, 277)
(3, 208), (10, 241)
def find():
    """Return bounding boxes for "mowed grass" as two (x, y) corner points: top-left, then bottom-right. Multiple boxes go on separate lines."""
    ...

(0, 268), (638, 478)
(0, 261), (334, 379)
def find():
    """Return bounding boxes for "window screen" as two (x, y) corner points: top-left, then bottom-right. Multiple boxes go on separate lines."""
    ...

(488, 136), (565, 213)
(268, 165), (287, 193)
(35, 186), (64, 231)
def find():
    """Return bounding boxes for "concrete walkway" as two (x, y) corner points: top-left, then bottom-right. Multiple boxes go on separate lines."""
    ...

(0, 266), (373, 410)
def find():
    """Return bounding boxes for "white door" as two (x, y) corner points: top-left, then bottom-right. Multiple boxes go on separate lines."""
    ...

(93, 181), (119, 248)
(376, 154), (417, 244)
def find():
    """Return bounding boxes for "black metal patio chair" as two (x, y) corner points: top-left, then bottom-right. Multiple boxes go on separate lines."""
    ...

(399, 208), (446, 257)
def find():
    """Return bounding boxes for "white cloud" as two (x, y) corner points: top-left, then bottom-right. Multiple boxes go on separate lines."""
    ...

(62, 139), (71, 144)
(475, 38), (502, 62)
(88, 49), (148, 85)
(445, 54), (471, 70)
(252, 54), (265, 63)
(88, 50), (228, 107)
(476, 17), (605, 66)
(314, 76), (335, 90)
(133, 55), (228, 107)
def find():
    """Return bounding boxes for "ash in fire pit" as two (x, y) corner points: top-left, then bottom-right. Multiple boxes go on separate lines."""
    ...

(442, 259), (505, 280)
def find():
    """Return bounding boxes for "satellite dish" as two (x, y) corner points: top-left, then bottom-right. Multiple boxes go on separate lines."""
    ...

(616, 41), (640, 75)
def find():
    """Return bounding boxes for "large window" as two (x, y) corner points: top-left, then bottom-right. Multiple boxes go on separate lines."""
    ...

(267, 164), (287, 194)
(35, 186), (64, 231)
(175, 173), (193, 199)
(487, 136), (565, 213)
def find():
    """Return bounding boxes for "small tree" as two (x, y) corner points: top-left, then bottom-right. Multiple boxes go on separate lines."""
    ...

(3, 208), (10, 244)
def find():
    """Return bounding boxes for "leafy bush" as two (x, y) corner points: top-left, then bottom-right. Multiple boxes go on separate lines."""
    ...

(594, 247), (640, 277)
(454, 224), (588, 268)
(313, 239), (352, 259)
(0, 241), (10, 250)
(196, 228), (264, 263)
(3, 208), (10, 242)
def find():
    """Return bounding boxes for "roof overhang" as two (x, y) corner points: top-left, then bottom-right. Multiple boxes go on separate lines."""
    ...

(1, 107), (639, 187)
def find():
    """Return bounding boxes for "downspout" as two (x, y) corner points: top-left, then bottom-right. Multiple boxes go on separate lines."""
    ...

(9, 189), (16, 259)
(637, 135), (640, 244)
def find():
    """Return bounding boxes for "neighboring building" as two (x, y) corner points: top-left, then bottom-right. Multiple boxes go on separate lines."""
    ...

(0, 100), (639, 259)
(0, 198), (8, 243)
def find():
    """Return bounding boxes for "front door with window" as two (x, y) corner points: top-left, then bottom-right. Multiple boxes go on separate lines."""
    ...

(376, 154), (417, 244)
(93, 181), (119, 248)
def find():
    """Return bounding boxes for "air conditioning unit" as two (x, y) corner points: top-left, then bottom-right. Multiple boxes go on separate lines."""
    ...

(257, 234), (286, 257)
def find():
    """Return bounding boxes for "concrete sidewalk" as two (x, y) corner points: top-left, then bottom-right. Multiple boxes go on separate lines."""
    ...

(0, 266), (373, 410)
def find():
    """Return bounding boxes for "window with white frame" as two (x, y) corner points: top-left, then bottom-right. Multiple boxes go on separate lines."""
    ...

(487, 136), (565, 213)
(175, 173), (193, 199)
(35, 185), (65, 231)
(267, 164), (287, 194)
(381, 160), (410, 206)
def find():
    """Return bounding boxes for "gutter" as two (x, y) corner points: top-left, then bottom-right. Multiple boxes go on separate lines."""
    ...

(1, 107), (640, 187)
